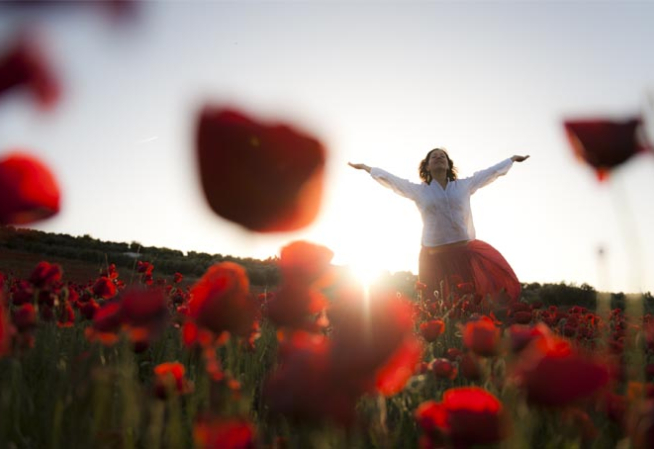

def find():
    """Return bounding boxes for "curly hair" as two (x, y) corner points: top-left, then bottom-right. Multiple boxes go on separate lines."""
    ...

(419, 148), (457, 184)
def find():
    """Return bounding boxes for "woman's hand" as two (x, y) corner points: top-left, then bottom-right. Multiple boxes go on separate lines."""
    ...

(511, 155), (530, 163)
(348, 162), (371, 173)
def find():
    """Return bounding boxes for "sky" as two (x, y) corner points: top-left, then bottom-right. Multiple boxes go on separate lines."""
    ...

(1, 1), (653, 294)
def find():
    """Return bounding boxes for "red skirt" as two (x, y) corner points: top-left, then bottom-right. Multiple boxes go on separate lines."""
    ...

(419, 239), (520, 303)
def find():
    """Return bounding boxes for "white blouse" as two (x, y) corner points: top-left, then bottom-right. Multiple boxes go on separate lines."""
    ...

(370, 158), (514, 247)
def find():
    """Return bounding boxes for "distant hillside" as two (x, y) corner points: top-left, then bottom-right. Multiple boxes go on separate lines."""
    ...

(0, 225), (280, 286)
(1, 225), (651, 312)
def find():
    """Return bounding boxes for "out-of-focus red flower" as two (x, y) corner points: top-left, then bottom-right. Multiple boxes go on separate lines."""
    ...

(1, 1), (139, 22)
(57, 302), (75, 327)
(28, 261), (62, 289)
(0, 153), (61, 225)
(374, 336), (423, 396)
(90, 301), (122, 334)
(10, 281), (33, 305)
(153, 362), (193, 399)
(463, 316), (501, 357)
(120, 287), (168, 328)
(0, 303), (12, 357)
(627, 398), (654, 449)
(193, 415), (256, 449)
(513, 335), (610, 407)
(266, 241), (333, 330)
(507, 322), (551, 354)
(415, 387), (509, 448)
(13, 303), (36, 332)
(173, 272), (183, 284)
(136, 261), (153, 275)
(101, 263), (119, 280)
(265, 330), (362, 425)
(420, 319), (445, 342)
(445, 347), (463, 361)
(196, 107), (326, 232)
(188, 262), (256, 337)
(92, 276), (117, 299)
(329, 286), (418, 395)
(0, 35), (60, 108)
(278, 241), (333, 286)
(430, 358), (458, 380)
(459, 352), (482, 381)
(564, 118), (652, 181)
(78, 299), (100, 320)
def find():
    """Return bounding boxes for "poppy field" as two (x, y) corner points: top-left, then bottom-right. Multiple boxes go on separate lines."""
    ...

(1, 249), (654, 449)
(2, 2), (654, 448)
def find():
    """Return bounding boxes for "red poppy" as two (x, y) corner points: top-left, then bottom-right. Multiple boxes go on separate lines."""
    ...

(0, 153), (61, 225)
(463, 316), (501, 357)
(374, 336), (423, 396)
(415, 387), (509, 447)
(29, 261), (62, 289)
(13, 303), (36, 332)
(91, 301), (122, 334)
(136, 261), (153, 275)
(507, 322), (550, 354)
(266, 241), (333, 329)
(78, 299), (100, 320)
(153, 362), (193, 399)
(329, 286), (416, 383)
(445, 347), (463, 361)
(264, 331), (363, 425)
(430, 358), (458, 380)
(120, 287), (167, 327)
(193, 415), (256, 449)
(513, 335), (610, 407)
(278, 240), (334, 285)
(0, 304), (12, 357)
(564, 118), (651, 181)
(0, 35), (60, 109)
(196, 107), (326, 232)
(92, 276), (117, 299)
(188, 262), (256, 337)
(420, 319), (445, 342)
(459, 352), (482, 381)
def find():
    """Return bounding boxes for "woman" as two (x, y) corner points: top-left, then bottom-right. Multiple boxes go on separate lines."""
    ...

(349, 149), (529, 304)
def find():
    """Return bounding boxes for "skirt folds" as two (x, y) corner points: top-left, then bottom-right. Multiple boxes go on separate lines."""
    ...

(418, 239), (520, 303)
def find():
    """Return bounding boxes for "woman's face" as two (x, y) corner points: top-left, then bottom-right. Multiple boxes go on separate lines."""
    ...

(427, 149), (449, 171)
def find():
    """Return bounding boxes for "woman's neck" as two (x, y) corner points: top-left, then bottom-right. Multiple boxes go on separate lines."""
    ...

(431, 170), (448, 188)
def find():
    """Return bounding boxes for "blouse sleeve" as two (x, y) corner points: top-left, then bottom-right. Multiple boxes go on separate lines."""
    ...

(467, 158), (514, 194)
(369, 167), (422, 201)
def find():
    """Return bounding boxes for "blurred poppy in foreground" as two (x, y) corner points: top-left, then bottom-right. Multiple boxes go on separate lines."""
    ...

(0, 153), (61, 225)
(415, 387), (510, 448)
(197, 107), (326, 232)
(188, 262), (256, 338)
(463, 316), (501, 357)
(0, 303), (11, 358)
(266, 241), (333, 330)
(193, 414), (256, 449)
(29, 261), (62, 289)
(0, 35), (60, 109)
(513, 335), (610, 407)
(564, 118), (652, 181)
(329, 285), (423, 396)
(153, 362), (193, 399)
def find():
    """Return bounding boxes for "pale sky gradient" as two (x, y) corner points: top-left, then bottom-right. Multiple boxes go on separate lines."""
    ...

(1, 1), (653, 293)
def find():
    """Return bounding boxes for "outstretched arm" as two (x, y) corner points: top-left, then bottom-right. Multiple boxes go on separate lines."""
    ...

(348, 162), (371, 173)
(348, 162), (421, 200)
(468, 155), (529, 193)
